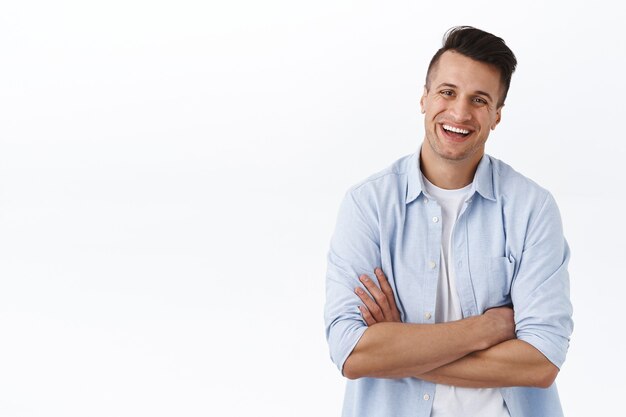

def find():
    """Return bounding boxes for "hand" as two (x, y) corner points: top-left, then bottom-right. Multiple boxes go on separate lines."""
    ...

(482, 305), (516, 346)
(355, 268), (401, 325)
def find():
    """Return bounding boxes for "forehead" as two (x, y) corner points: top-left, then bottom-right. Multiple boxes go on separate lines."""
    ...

(430, 51), (502, 97)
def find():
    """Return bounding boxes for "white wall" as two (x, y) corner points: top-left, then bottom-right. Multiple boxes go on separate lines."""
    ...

(0, 1), (623, 415)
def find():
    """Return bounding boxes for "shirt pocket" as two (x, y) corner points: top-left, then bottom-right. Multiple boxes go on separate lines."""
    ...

(485, 255), (516, 308)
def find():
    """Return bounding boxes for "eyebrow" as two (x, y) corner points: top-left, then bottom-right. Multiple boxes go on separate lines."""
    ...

(435, 83), (494, 103)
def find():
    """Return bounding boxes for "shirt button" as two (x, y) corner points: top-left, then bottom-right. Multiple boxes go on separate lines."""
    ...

(423, 394), (430, 401)
(428, 260), (436, 269)
(424, 312), (432, 320)
(432, 216), (439, 223)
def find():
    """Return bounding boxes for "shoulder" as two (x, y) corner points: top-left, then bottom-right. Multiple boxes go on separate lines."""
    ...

(345, 153), (414, 205)
(488, 155), (552, 206)
(333, 154), (414, 237)
(487, 155), (563, 229)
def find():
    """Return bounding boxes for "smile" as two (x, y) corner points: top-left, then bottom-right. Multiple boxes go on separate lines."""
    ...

(442, 124), (471, 135)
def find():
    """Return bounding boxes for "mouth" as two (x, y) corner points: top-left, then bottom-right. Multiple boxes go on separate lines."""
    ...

(439, 123), (473, 141)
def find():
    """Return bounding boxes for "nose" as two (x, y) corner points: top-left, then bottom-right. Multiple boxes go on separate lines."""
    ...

(449, 98), (472, 122)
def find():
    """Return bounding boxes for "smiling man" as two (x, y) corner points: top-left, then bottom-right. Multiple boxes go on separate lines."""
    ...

(325, 27), (573, 417)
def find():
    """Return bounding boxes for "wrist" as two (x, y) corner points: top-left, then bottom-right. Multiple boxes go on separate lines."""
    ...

(468, 314), (502, 351)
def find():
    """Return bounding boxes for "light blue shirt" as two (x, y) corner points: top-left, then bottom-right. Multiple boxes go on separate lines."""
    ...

(324, 151), (573, 417)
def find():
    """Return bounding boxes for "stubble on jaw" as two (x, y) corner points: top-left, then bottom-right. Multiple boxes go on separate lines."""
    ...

(424, 127), (486, 164)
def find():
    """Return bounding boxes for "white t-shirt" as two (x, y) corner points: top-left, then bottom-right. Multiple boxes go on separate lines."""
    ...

(422, 175), (510, 417)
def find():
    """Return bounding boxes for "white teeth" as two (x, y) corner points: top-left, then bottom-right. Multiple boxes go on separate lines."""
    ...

(442, 124), (470, 134)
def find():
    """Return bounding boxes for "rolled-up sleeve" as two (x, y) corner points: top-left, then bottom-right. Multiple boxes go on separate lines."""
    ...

(511, 192), (574, 369)
(325, 189), (381, 374)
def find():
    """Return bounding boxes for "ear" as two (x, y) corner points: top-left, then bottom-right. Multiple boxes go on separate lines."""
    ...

(491, 107), (502, 130)
(420, 86), (427, 114)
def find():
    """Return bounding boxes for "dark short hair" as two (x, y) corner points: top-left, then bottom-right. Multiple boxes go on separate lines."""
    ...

(426, 26), (517, 107)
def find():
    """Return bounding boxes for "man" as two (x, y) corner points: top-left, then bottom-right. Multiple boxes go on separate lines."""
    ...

(324, 26), (573, 417)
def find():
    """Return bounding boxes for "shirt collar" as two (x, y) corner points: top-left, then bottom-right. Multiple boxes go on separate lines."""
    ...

(405, 150), (496, 204)
(405, 152), (423, 204)
(472, 154), (496, 201)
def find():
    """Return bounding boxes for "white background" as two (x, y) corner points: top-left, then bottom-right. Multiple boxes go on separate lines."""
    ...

(0, 1), (624, 416)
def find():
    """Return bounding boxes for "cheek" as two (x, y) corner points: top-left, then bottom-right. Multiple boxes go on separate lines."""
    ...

(479, 111), (499, 130)
(489, 115), (500, 130)
(425, 101), (446, 118)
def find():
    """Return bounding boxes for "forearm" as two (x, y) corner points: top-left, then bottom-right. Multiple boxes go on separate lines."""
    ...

(343, 315), (506, 379)
(415, 339), (559, 388)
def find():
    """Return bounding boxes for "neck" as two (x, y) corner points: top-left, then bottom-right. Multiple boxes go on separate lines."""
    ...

(419, 143), (482, 190)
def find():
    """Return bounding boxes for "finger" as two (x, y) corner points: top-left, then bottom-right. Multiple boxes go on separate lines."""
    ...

(359, 274), (392, 320)
(355, 285), (384, 322)
(358, 305), (377, 326)
(375, 268), (401, 322)
(354, 285), (372, 306)
(355, 284), (385, 323)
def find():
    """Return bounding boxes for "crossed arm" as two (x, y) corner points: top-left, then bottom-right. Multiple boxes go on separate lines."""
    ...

(342, 268), (559, 388)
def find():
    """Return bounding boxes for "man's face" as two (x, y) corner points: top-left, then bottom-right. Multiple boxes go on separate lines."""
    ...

(420, 50), (503, 165)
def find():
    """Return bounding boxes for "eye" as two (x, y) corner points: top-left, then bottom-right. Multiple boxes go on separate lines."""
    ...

(440, 90), (454, 97)
(472, 97), (488, 105)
